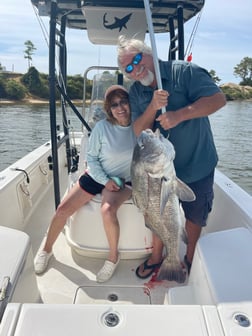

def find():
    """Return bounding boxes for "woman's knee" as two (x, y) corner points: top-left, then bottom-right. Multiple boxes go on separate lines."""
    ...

(55, 202), (72, 219)
(101, 202), (117, 217)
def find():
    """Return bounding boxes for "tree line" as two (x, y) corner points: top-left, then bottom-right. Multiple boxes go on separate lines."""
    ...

(0, 66), (92, 101)
(0, 39), (252, 101)
(1, 65), (252, 102)
(1, 63), (252, 101)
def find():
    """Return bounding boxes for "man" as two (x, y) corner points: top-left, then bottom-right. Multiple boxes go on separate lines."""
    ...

(117, 35), (226, 278)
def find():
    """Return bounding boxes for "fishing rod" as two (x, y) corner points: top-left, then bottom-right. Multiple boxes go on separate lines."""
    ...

(143, 0), (166, 114)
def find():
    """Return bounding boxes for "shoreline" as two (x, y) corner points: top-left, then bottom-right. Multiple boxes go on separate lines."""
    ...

(0, 98), (85, 106)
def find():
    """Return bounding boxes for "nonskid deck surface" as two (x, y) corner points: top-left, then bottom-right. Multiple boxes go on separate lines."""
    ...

(35, 231), (188, 305)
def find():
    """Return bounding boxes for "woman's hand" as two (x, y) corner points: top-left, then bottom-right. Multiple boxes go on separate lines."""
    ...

(105, 179), (120, 192)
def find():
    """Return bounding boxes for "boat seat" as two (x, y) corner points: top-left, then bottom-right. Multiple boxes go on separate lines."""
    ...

(167, 227), (252, 305)
(65, 193), (153, 259)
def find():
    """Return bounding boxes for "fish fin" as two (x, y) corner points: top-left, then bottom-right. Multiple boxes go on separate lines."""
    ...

(175, 177), (196, 202)
(132, 193), (146, 212)
(131, 194), (139, 208)
(157, 258), (186, 283)
(181, 226), (188, 245)
(160, 177), (171, 215)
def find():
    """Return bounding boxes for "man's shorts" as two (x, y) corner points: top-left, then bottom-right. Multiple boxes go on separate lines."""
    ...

(181, 170), (214, 227)
(79, 173), (105, 195)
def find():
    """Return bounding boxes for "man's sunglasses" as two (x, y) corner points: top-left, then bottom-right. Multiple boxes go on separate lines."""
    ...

(110, 98), (129, 109)
(125, 53), (142, 74)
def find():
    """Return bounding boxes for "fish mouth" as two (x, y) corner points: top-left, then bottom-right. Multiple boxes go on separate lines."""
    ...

(137, 129), (153, 143)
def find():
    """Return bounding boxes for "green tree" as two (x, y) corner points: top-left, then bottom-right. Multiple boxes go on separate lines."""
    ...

(21, 66), (49, 98)
(234, 57), (252, 86)
(5, 80), (26, 100)
(67, 75), (83, 99)
(209, 69), (221, 85)
(24, 40), (36, 70)
(0, 77), (7, 98)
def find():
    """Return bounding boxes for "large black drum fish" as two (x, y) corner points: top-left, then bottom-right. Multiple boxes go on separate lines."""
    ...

(131, 129), (195, 283)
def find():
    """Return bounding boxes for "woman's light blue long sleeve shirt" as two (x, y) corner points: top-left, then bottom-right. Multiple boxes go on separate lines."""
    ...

(87, 119), (136, 186)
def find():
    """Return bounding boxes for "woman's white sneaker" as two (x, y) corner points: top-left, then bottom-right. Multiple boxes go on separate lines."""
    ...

(96, 255), (120, 283)
(34, 251), (53, 274)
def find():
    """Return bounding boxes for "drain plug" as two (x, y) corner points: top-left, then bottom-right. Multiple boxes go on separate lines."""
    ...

(102, 312), (121, 327)
(107, 293), (118, 302)
(234, 313), (251, 327)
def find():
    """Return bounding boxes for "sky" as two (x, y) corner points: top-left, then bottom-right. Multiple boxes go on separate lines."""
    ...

(0, 0), (252, 84)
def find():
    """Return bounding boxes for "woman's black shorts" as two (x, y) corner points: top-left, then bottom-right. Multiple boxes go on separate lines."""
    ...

(79, 173), (105, 195)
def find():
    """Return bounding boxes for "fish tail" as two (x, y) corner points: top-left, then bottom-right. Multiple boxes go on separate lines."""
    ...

(157, 258), (186, 283)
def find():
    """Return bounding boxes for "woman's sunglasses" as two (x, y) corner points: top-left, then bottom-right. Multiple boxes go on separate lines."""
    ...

(125, 53), (142, 74)
(110, 98), (129, 109)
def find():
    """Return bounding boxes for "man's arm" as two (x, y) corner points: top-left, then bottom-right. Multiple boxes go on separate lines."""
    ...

(133, 89), (169, 136)
(156, 92), (226, 130)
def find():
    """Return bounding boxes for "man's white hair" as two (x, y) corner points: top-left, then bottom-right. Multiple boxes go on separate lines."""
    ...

(117, 35), (152, 74)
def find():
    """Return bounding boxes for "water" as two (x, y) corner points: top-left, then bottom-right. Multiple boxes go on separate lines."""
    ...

(0, 101), (252, 195)
(209, 101), (252, 195)
(0, 103), (83, 169)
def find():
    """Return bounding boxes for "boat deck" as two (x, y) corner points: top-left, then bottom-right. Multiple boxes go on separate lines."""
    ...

(37, 232), (188, 305)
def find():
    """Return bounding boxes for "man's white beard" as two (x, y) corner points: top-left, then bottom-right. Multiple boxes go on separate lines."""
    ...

(140, 70), (154, 86)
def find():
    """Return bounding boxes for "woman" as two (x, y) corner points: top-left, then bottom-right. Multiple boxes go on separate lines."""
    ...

(34, 85), (136, 283)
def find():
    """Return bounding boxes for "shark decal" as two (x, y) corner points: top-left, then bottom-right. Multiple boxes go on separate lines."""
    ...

(103, 13), (132, 32)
